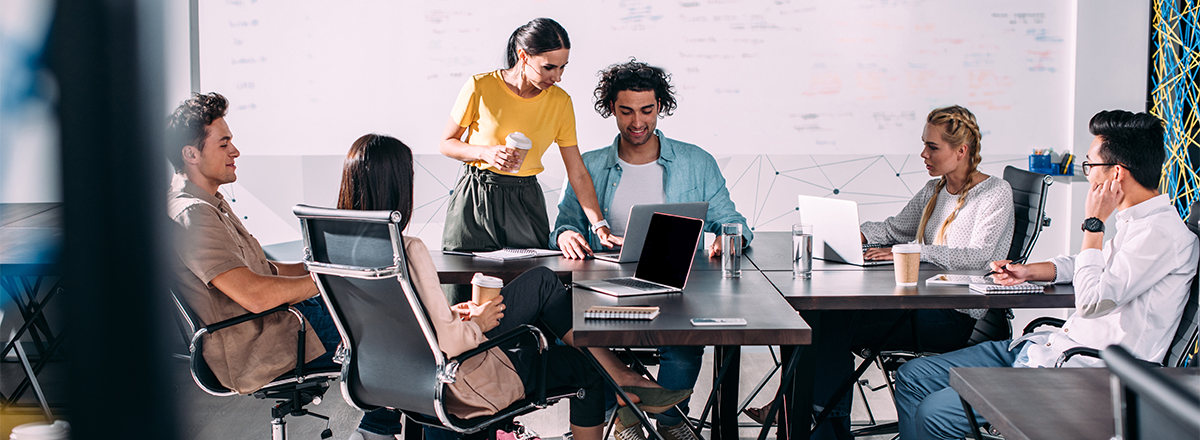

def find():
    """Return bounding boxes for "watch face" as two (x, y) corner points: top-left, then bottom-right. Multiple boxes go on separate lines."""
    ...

(1082, 218), (1104, 232)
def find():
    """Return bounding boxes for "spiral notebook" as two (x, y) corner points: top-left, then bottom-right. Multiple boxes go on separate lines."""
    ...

(472, 248), (562, 261)
(584, 306), (660, 320)
(968, 282), (1044, 294)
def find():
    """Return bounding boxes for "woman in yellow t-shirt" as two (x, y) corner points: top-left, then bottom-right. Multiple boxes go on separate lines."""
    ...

(439, 18), (618, 254)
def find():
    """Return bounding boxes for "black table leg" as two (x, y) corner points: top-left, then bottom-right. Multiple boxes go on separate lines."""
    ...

(787, 311), (821, 440)
(960, 398), (984, 440)
(711, 346), (741, 440)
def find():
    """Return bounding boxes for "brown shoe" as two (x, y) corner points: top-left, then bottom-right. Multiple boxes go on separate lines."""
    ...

(614, 407), (647, 440)
(656, 421), (701, 440)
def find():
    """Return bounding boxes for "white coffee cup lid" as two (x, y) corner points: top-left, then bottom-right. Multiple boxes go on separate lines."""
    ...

(12, 420), (70, 438)
(471, 273), (504, 288)
(892, 243), (921, 254)
(505, 132), (532, 150)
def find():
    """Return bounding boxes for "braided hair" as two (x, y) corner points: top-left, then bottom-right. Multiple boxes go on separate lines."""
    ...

(915, 105), (983, 245)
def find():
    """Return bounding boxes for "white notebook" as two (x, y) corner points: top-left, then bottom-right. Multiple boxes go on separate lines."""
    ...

(472, 248), (562, 261)
(968, 282), (1045, 294)
(584, 306), (660, 320)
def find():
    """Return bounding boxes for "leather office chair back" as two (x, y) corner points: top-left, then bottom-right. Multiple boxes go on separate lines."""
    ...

(1166, 201), (1200, 368)
(293, 204), (443, 418)
(1102, 345), (1200, 440)
(1003, 165), (1053, 261)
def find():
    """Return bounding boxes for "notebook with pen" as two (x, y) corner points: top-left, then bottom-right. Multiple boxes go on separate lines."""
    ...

(584, 306), (660, 320)
(968, 282), (1044, 294)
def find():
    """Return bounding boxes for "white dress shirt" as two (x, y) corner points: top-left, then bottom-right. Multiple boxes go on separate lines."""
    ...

(1012, 194), (1199, 368)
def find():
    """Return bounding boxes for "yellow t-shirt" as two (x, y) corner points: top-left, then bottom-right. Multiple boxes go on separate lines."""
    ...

(450, 70), (578, 177)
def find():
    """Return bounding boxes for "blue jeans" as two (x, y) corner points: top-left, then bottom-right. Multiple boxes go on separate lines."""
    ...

(894, 340), (1021, 440)
(652, 345), (705, 426)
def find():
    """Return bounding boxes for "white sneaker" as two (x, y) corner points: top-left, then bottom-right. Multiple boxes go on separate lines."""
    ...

(347, 428), (398, 440)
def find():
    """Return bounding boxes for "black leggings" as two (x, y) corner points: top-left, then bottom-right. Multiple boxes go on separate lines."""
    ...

(485, 266), (604, 428)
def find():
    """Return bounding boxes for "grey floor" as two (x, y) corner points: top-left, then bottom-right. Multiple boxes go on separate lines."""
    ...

(174, 347), (901, 440)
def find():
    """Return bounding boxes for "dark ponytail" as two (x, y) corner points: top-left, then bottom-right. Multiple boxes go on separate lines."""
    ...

(504, 18), (570, 68)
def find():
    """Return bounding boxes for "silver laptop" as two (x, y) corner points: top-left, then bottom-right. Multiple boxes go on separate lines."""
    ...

(594, 202), (709, 263)
(797, 195), (893, 267)
(574, 213), (704, 297)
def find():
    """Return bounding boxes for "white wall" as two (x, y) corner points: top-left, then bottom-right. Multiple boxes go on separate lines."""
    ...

(164, 0), (1151, 264)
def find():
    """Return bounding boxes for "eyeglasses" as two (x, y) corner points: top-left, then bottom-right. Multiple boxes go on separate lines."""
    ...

(1081, 161), (1122, 176)
(616, 66), (654, 80)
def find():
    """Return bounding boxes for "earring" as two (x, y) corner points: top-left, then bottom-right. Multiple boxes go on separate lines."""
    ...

(519, 60), (526, 86)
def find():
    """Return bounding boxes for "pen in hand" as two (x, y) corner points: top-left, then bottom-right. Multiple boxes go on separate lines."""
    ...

(983, 256), (1028, 278)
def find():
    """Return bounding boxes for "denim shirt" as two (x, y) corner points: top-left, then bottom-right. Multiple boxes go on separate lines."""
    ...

(550, 129), (753, 251)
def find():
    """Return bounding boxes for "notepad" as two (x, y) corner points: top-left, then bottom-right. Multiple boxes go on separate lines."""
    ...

(968, 282), (1045, 294)
(472, 248), (562, 261)
(584, 306), (660, 320)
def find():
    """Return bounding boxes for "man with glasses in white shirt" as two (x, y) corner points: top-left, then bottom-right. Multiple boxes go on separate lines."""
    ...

(892, 110), (1199, 440)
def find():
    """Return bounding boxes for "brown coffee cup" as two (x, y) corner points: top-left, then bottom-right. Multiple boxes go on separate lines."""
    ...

(505, 132), (532, 173)
(471, 272), (504, 305)
(891, 243), (922, 286)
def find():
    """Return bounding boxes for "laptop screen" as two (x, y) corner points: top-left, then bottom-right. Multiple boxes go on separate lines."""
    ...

(634, 213), (704, 288)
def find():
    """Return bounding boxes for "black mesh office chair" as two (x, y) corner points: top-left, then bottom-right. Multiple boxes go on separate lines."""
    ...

(1102, 345), (1200, 440)
(171, 289), (341, 440)
(849, 166), (1054, 437)
(292, 204), (582, 436)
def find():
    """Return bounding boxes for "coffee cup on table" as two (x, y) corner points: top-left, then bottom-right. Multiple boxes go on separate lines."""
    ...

(891, 243), (922, 286)
(471, 272), (504, 306)
(505, 132), (532, 172)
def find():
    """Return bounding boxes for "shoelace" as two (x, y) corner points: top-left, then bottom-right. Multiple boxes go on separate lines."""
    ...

(663, 423), (700, 440)
(616, 424), (646, 440)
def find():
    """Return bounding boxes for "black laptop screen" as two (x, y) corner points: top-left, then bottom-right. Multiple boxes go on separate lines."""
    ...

(634, 213), (704, 288)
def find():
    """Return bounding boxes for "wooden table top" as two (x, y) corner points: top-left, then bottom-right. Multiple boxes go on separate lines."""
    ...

(570, 270), (811, 347)
(763, 268), (1076, 310)
(431, 247), (730, 284)
(950, 367), (1200, 440)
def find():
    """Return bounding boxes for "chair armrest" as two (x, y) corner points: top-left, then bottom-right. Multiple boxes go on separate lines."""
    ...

(1022, 317), (1066, 335)
(1055, 347), (1101, 367)
(451, 324), (547, 363)
(204, 303), (296, 334)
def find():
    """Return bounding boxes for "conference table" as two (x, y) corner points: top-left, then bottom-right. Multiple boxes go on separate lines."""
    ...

(950, 367), (1200, 440)
(746, 232), (1077, 440)
(0, 203), (65, 419)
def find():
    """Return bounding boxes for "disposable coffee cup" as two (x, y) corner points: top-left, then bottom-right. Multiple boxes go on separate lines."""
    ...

(892, 243), (922, 286)
(471, 273), (504, 305)
(505, 132), (532, 172)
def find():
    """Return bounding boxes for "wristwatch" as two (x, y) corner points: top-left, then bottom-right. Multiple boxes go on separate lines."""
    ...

(590, 219), (610, 234)
(1081, 217), (1104, 233)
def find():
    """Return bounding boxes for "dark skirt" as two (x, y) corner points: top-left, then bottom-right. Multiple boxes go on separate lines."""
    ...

(441, 165), (550, 252)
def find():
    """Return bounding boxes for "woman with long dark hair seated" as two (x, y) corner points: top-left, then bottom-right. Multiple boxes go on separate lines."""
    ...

(339, 134), (688, 440)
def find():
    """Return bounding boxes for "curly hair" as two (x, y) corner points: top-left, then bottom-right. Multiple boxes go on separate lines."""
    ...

(165, 92), (228, 172)
(593, 59), (676, 118)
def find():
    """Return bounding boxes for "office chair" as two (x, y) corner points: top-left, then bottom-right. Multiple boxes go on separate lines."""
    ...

(1102, 345), (1200, 440)
(292, 204), (583, 437)
(849, 166), (1053, 438)
(171, 289), (341, 440)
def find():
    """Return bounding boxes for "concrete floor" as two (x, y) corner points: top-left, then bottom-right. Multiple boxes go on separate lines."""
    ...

(172, 347), (902, 440)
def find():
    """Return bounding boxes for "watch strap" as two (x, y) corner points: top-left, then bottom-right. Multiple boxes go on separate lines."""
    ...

(590, 219), (610, 234)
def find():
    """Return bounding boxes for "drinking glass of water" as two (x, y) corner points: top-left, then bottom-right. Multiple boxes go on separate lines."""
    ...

(721, 223), (742, 278)
(792, 224), (813, 279)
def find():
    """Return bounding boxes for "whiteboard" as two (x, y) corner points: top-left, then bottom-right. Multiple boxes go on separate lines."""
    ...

(198, 0), (1075, 157)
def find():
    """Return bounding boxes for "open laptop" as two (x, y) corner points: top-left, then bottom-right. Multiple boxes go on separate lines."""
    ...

(797, 195), (893, 267)
(574, 213), (704, 297)
(594, 202), (709, 263)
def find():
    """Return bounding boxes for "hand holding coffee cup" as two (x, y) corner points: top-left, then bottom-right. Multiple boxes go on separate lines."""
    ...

(471, 272), (504, 305)
(505, 132), (532, 172)
(891, 243), (922, 286)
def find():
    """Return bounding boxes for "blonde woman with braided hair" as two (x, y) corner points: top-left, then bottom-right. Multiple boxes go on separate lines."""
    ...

(860, 105), (1014, 268)
(755, 105), (1015, 439)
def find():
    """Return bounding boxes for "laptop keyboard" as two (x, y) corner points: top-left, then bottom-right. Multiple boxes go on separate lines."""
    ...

(605, 278), (666, 290)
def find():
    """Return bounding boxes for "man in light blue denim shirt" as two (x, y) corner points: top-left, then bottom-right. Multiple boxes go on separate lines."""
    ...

(550, 60), (751, 440)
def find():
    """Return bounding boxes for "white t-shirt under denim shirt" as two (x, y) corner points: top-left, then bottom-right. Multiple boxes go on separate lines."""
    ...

(861, 176), (1015, 319)
(607, 157), (665, 237)
(1011, 194), (1198, 368)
